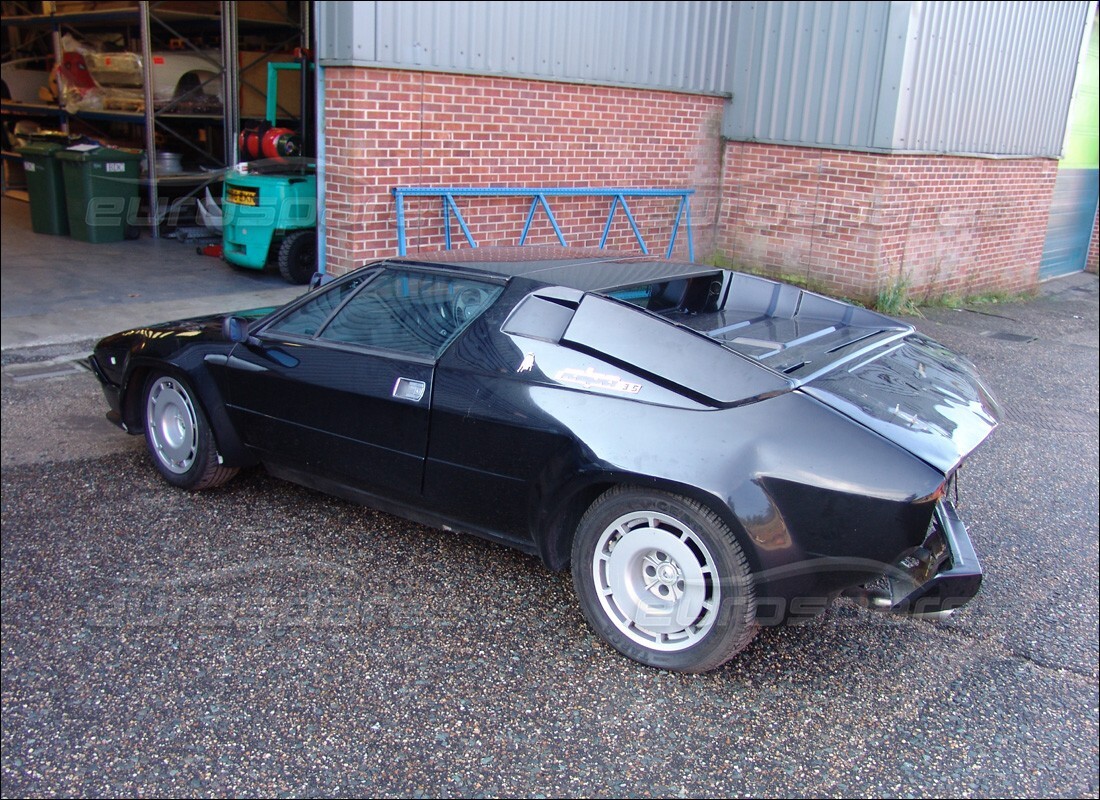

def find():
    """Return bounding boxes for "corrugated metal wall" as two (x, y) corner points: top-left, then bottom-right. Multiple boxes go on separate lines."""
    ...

(721, 1), (902, 150)
(317, 0), (1094, 158)
(722, 0), (1093, 157)
(891, 1), (1093, 156)
(1041, 14), (1100, 278)
(316, 0), (735, 95)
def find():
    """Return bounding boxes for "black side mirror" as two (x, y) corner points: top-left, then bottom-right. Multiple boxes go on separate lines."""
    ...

(223, 316), (253, 344)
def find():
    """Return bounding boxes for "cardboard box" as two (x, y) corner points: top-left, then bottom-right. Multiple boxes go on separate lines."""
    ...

(239, 50), (303, 121)
(53, 1), (292, 24)
(53, 2), (137, 13)
(145, 1), (293, 23)
(235, 1), (294, 24)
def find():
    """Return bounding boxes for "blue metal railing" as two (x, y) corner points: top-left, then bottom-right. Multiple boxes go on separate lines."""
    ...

(392, 186), (694, 261)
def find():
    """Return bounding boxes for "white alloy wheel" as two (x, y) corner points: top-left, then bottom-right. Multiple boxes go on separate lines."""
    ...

(146, 375), (199, 474)
(592, 509), (721, 651)
(141, 372), (238, 490)
(572, 487), (757, 672)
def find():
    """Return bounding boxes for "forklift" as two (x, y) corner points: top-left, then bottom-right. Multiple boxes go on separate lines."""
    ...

(221, 53), (316, 284)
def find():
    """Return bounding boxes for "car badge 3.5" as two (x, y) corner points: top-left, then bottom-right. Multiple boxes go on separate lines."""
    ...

(555, 366), (643, 394)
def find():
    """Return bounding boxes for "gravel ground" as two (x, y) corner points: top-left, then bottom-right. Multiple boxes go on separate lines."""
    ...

(2, 274), (1097, 798)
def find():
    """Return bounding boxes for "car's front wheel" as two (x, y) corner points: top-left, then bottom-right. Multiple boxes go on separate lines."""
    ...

(571, 487), (757, 672)
(143, 372), (238, 490)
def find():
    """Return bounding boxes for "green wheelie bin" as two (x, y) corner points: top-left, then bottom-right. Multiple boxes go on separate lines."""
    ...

(17, 140), (70, 236)
(56, 145), (143, 243)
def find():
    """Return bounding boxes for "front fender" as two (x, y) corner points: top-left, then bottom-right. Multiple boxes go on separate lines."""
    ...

(118, 351), (256, 469)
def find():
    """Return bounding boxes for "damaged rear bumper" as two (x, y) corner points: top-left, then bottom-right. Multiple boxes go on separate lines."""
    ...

(848, 500), (983, 616)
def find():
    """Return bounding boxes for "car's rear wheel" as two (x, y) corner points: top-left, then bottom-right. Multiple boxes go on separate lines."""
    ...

(143, 372), (237, 490)
(572, 487), (757, 672)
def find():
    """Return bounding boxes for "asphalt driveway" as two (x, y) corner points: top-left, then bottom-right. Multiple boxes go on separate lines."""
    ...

(1, 273), (1097, 798)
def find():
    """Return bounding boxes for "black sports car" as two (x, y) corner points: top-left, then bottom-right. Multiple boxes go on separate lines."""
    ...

(89, 252), (1000, 672)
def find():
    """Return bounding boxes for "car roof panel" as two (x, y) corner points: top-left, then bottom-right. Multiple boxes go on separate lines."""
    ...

(388, 251), (719, 293)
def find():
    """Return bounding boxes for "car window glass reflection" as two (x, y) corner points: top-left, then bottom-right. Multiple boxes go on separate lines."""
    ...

(267, 275), (369, 338)
(265, 270), (502, 356)
(319, 271), (501, 357)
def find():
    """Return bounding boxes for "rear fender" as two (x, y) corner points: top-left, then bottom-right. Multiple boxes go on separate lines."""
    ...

(535, 469), (790, 584)
(537, 467), (894, 627)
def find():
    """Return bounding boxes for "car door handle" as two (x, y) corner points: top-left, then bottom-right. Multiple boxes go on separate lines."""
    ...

(392, 377), (426, 402)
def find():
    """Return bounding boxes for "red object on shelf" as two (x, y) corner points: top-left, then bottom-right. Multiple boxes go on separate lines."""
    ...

(60, 52), (96, 89)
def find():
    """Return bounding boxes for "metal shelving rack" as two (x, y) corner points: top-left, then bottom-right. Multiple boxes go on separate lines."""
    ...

(1, 1), (303, 236)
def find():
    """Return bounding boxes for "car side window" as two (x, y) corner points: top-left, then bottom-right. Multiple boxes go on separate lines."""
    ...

(266, 274), (371, 338)
(267, 269), (502, 358)
(319, 270), (503, 358)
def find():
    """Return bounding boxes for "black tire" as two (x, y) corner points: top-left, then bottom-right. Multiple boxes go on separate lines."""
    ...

(571, 487), (757, 672)
(277, 229), (317, 284)
(143, 372), (238, 490)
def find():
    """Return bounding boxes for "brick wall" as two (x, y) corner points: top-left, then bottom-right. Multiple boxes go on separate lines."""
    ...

(718, 142), (1059, 301)
(323, 68), (725, 275)
(878, 156), (1058, 297)
(325, 68), (1069, 299)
